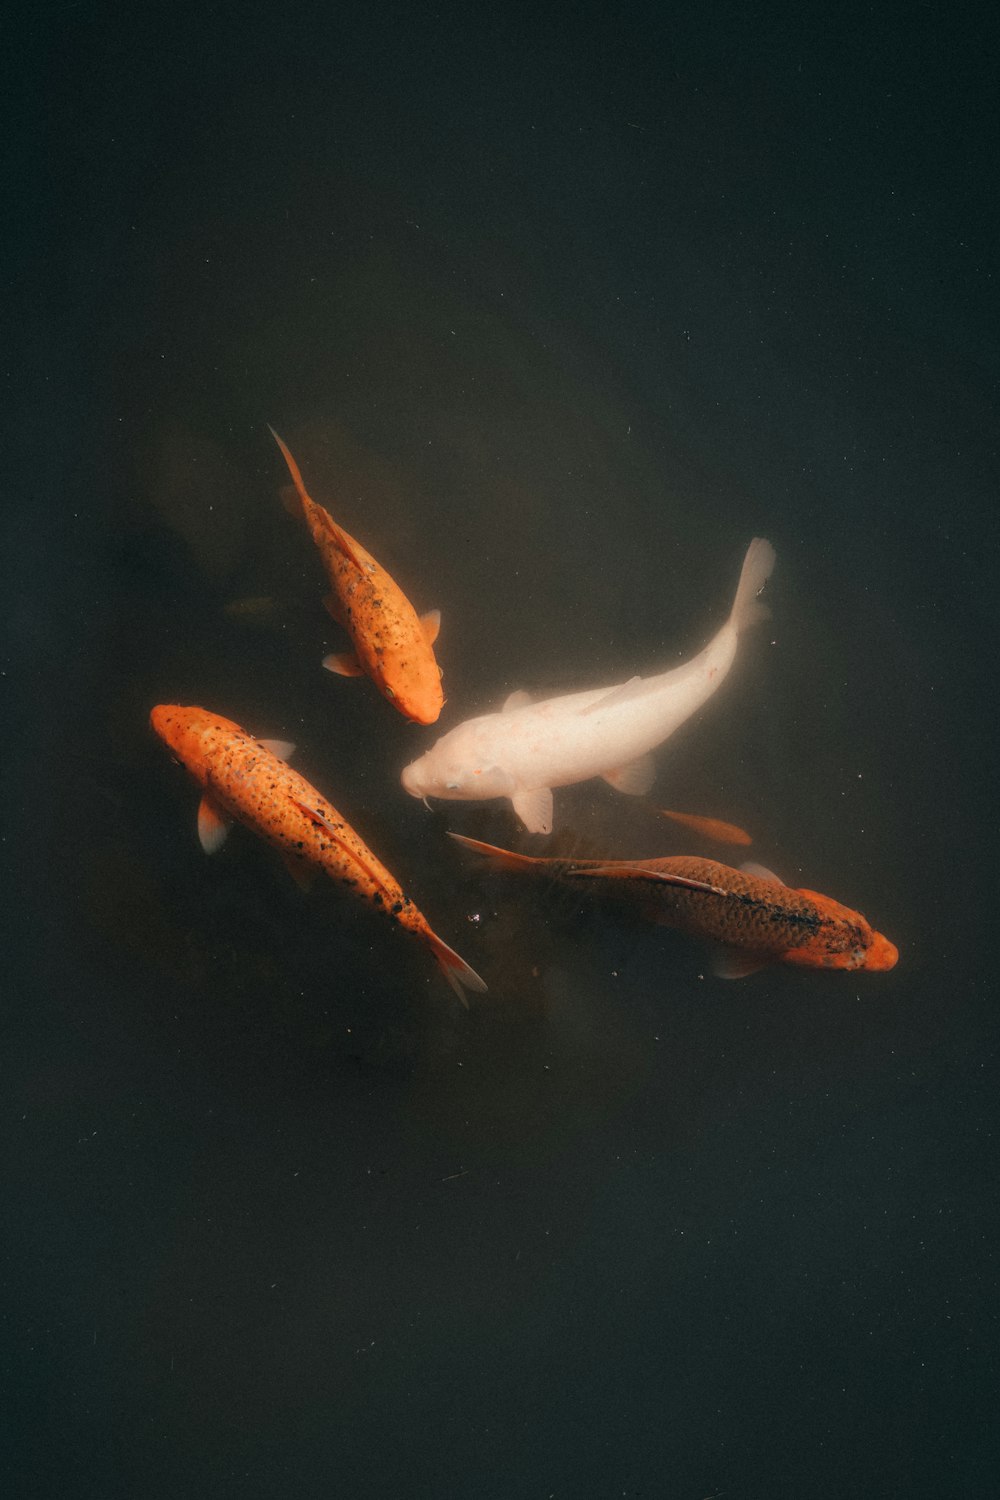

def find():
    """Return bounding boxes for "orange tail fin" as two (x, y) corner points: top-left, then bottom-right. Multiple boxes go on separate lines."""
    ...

(423, 929), (488, 1006)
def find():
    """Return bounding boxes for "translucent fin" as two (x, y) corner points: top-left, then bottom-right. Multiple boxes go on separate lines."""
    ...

(659, 809), (753, 846)
(322, 651), (365, 677)
(279, 482), (303, 520)
(512, 786), (553, 835)
(741, 861), (785, 885)
(579, 675), (645, 716)
(424, 930), (488, 1007)
(323, 592), (344, 624)
(258, 738), (295, 761)
(269, 426), (368, 573)
(448, 832), (544, 871)
(502, 689), (532, 712)
(603, 754), (656, 796)
(420, 609), (441, 645)
(709, 945), (771, 980)
(197, 794), (230, 854)
(281, 851), (315, 891)
(729, 537), (776, 632)
(568, 863), (726, 895)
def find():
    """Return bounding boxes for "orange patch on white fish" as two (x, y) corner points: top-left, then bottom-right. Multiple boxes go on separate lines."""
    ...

(658, 809), (753, 845)
(151, 705), (485, 1001)
(269, 427), (444, 724)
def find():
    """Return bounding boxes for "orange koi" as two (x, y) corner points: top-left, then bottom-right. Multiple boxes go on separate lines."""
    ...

(151, 706), (485, 1001)
(450, 834), (898, 978)
(269, 428), (444, 724)
(658, 809), (753, 846)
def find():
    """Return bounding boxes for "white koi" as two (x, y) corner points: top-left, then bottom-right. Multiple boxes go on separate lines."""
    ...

(401, 539), (775, 833)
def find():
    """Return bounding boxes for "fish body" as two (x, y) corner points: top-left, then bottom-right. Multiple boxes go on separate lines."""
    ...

(450, 834), (898, 975)
(151, 705), (485, 1000)
(401, 538), (775, 832)
(270, 429), (444, 724)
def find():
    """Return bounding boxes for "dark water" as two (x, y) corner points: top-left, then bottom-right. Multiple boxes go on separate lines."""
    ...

(7, 6), (997, 1496)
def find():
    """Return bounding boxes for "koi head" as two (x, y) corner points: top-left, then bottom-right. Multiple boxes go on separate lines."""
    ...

(782, 889), (899, 973)
(383, 658), (445, 726)
(860, 930), (899, 971)
(401, 722), (514, 803)
(150, 704), (239, 785)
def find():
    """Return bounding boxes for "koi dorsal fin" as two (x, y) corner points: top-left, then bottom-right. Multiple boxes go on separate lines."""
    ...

(290, 798), (392, 897)
(568, 862), (727, 896)
(580, 676), (645, 716)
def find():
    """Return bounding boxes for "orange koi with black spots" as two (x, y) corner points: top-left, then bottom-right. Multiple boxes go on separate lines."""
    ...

(270, 428), (444, 723)
(151, 706), (485, 1001)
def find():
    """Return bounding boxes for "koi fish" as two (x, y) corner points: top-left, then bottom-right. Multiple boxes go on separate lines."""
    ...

(658, 809), (753, 845)
(449, 834), (898, 977)
(150, 705), (486, 1001)
(269, 428), (444, 724)
(401, 538), (775, 833)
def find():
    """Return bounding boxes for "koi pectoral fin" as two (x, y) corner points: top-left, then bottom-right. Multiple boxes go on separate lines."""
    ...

(197, 794), (231, 854)
(420, 609), (441, 645)
(323, 650), (365, 677)
(603, 754), (655, 796)
(709, 944), (772, 980)
(740, 860), (785, 885)
(512, 787), (553, 835)
(281, 851), (316, 891)
(257, 738), (296, 761)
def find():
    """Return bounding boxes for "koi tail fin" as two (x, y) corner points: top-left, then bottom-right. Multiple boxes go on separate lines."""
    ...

(447, 832), (549, 872)
(423, 930), (488, 1007)
(729, 537), (776, 632)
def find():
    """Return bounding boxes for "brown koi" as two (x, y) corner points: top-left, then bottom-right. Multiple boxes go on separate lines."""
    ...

(450, 834), (897, 978)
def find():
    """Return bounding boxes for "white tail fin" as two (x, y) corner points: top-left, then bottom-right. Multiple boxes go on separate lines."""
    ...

(729, 537), (776, 632)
